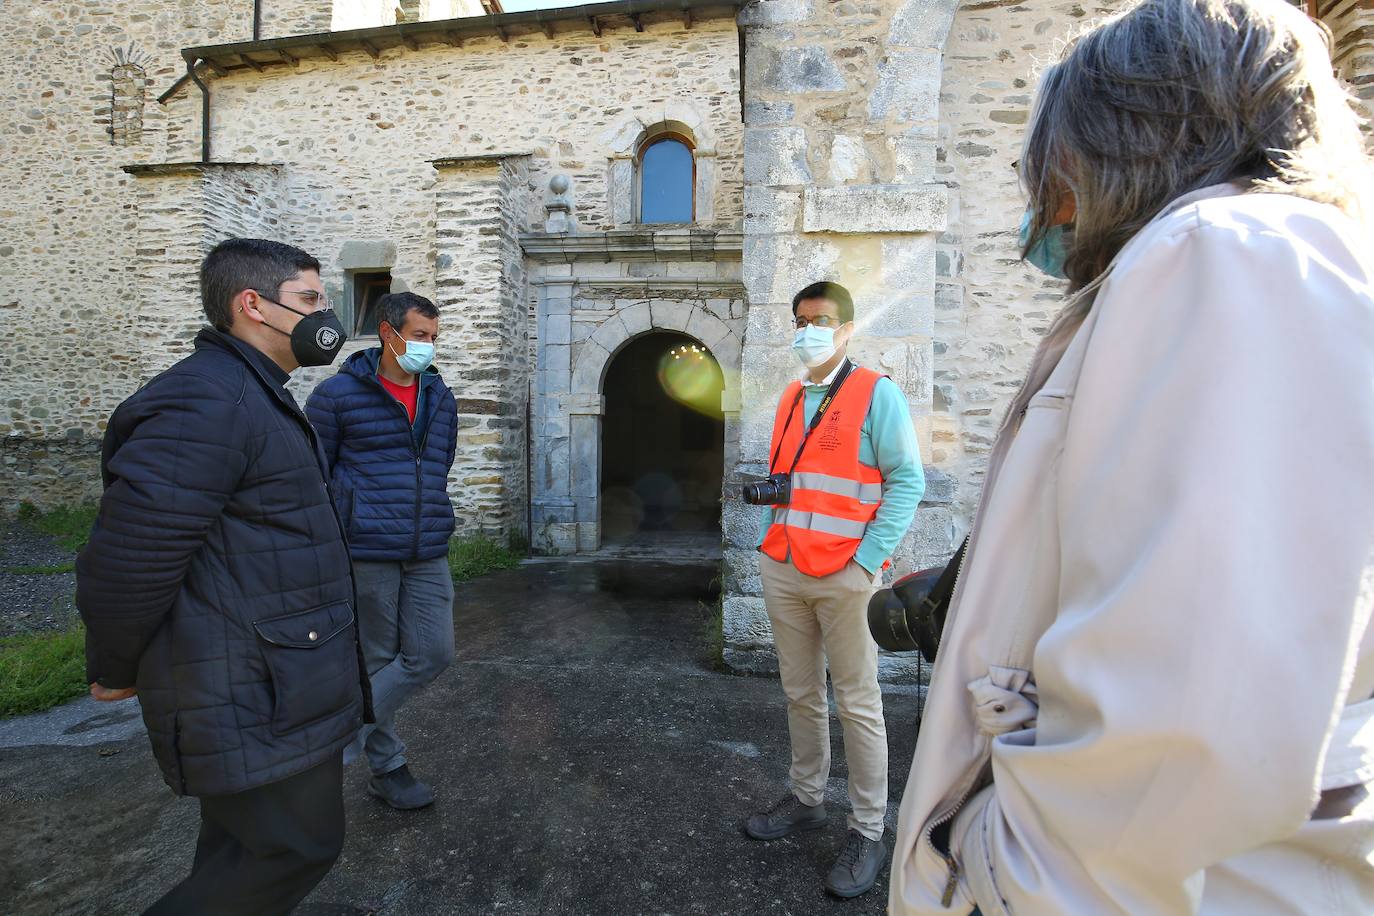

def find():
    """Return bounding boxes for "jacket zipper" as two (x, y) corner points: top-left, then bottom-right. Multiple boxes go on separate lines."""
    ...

(921, 302), (1087, 905)
(367, 371), (442, 561)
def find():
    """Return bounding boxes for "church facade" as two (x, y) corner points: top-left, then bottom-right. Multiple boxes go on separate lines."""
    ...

(2, 0), (1369, 673)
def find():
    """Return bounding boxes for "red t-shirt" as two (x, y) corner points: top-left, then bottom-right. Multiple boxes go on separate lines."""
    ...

(379, 374), (418, 423)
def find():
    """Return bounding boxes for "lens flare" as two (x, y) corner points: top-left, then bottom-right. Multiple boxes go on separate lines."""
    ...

(657, 344), (724, 418)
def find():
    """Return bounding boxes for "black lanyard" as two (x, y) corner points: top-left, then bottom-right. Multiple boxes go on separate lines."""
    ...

(768, 360), (854, 474)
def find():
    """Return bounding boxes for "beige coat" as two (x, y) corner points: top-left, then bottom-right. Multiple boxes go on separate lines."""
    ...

(890, 186), (1374, 915)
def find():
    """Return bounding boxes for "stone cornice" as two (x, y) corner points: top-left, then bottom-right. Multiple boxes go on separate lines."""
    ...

(521, 228), (743, 262)
(121, 162), (283, 177)
(431, 153), (533, 169)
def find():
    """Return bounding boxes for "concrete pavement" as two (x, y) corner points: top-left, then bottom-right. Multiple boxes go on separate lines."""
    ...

(0, 559), (923, 915)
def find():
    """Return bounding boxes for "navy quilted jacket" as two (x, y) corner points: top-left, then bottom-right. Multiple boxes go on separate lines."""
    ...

(76, 329), (369, 797)
(305, 348), (458, 562)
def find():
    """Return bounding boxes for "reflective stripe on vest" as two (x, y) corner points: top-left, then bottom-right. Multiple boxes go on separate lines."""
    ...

(791, 471), (884, 505)
(773, 508), (869, 539)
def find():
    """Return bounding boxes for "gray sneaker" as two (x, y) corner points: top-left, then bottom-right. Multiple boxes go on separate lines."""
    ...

(744, 793), (828, 840)
(367, 764), (434, 810)
(825, 828), (888, 898)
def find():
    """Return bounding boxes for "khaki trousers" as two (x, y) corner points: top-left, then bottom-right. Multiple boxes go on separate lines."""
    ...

(760, 553), (887, 840)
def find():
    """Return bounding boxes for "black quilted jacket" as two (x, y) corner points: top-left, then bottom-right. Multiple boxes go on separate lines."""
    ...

(76, 328), (370, 797)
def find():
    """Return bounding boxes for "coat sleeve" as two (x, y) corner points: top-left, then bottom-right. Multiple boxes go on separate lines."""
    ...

(75, 372), (249, 689)
(953, 218), (1374, 913)
(305, 382), (342, 474)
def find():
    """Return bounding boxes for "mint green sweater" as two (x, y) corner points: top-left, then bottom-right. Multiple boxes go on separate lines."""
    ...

(756, 374), (925, 575)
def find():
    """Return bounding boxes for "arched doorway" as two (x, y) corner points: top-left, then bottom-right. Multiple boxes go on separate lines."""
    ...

(600, 332), (725, 547)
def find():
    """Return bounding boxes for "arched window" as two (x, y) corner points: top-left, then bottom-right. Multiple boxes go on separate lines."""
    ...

(637, 135), (694, 224)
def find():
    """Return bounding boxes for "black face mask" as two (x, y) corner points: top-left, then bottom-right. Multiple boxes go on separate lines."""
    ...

(261, 298), (347, 367)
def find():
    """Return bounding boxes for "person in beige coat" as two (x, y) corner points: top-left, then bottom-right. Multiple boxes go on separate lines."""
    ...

(889, 0), (1374, 912)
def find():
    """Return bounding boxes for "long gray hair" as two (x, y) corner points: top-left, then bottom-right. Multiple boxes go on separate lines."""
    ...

(1021, 0), (1374, 289)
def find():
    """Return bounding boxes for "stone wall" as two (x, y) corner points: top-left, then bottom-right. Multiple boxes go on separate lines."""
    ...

(433, 156), (532, 539)
(259, 1), (336, 38)
(125, 163), (287, 379)
(931, 0), (1083, 526)
(0, 0), (255, 512)
(731, 0), (959, 677)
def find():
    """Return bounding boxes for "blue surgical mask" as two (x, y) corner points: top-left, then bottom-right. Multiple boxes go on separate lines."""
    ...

(389, 338), (435, 375)
(792, 325), (837, 368)
(1019, 209), (1070, 279)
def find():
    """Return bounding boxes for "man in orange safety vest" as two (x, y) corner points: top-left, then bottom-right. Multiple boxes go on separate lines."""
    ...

(744, 281), (925, 899)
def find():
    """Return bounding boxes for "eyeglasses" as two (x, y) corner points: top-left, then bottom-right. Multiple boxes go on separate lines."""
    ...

(256, 288), (331, 311)
(794, 315), (843, 329)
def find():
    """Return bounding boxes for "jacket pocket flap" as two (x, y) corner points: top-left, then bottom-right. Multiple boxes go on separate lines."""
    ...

(253, 602), (354, 649)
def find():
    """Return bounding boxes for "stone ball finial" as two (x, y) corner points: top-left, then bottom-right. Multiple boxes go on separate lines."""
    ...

(545, 173), (576, 233)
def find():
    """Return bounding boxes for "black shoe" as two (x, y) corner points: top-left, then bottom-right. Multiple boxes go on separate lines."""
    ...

(366, 764), (434, 810)
(825, 828), (888, 898)
(744, 793), (828, 840)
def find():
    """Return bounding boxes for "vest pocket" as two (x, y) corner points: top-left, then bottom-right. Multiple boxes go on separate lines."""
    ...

(253, 602), (358, 736)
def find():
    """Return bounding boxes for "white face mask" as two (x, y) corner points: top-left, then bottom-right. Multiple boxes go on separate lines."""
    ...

(792, 325), (837, 368)
(387, 336), (435, 375)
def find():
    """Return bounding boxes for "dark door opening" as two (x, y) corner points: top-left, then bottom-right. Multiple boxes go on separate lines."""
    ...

(601, 332), (725, 543)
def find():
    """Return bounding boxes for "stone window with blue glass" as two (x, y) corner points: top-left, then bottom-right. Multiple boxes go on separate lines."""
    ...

(637, 134), (695, 224)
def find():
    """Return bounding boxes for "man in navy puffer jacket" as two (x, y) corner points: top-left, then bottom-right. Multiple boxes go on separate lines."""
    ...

(306, 292), (458, 809)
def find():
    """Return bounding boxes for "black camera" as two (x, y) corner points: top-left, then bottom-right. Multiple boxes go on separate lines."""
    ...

(742, 472), (791, 506)
(867, 566), (947, 662)
(866, 539), (967, 662)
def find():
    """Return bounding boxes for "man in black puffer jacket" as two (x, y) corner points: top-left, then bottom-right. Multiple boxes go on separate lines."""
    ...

(306, 292), (458, 810)
(76, 238), (370, 915)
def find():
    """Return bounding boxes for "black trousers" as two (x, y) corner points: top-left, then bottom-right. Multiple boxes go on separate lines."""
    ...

(144, 753), (345, 916)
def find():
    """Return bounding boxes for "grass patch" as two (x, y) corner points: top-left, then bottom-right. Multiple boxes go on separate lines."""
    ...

(17, 502), (99, 553)
(3, 562), (76, 576)
(0, 625), (87, 719)
(448, 535), (525, 583)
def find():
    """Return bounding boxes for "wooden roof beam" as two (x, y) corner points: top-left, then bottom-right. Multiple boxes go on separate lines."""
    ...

(238, 53), (263, 72)
(683, 7), (693, 28)
(443, 31), (464, 47)
(359, 38), (381, 59)
(318, 43), (338, 61)
(204, 59), (230, 78)
(632, 13), (644, 31)
(588, 16), (602, 36)
(278, 49), (298, 66)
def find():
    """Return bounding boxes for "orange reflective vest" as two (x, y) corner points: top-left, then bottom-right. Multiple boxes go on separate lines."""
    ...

(759, 366), (884, 577)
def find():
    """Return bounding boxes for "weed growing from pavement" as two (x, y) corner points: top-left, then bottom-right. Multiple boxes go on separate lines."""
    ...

(0, 625), (86, 718)
(448, 535), (525, 583)
(17, 503), (98, 553)
(699, 597), (725, 670)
